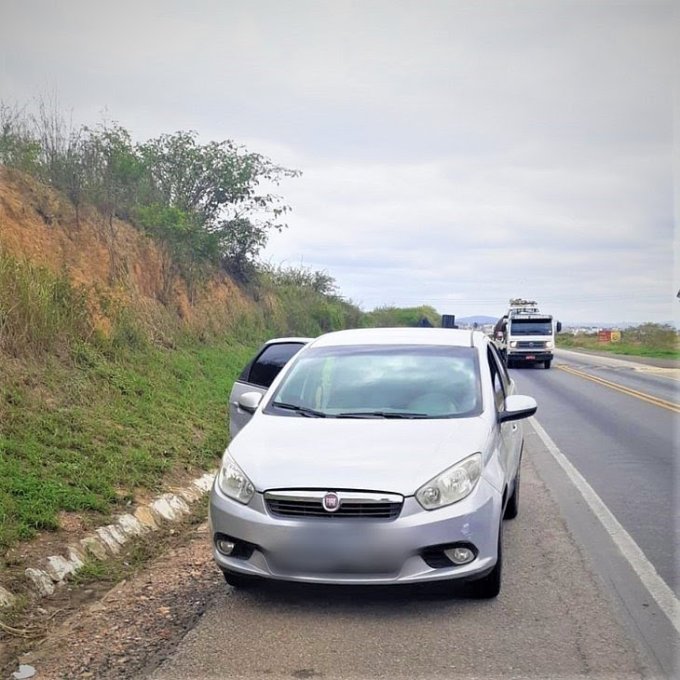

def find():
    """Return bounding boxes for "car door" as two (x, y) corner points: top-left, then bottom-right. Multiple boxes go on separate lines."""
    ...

(229, 339), (310, 439)
(486, 344), (514, 490)
(488, 344), (522, 483)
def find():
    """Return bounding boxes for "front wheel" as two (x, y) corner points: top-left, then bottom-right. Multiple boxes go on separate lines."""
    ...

(504, 465), (520, 520)
(468, 523), (502, 599)
(544, 360), (552, 369)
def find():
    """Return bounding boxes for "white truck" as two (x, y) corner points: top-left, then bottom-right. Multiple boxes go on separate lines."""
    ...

(493, 299), (561, 369)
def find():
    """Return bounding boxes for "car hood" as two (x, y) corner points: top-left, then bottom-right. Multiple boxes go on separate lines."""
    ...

(228, 414), (491, 496)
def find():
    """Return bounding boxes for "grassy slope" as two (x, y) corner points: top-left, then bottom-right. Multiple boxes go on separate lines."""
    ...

(0, 168), (365, 551)
(0, 337), (258, 548)
(557, 335), (679, 360)
(0, 244), (364, 551)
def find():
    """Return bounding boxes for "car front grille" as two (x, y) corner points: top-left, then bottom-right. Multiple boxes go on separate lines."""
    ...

(264, 490), (403, 520)
(516, 341), (546, 349)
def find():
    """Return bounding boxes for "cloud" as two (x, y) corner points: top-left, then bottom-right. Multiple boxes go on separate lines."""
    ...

(0, 0), (673, 322)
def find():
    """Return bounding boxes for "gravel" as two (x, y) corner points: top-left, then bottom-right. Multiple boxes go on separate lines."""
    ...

(10, 523), (222, 680)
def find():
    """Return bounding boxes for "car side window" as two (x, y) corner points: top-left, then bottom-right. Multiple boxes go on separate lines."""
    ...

(244, 343), (305, 389)
(487, 346), (507, 410)
(489, 343), (511, 390)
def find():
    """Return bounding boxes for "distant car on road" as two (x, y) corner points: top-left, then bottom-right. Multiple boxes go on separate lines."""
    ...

(211, 328), (537, 598)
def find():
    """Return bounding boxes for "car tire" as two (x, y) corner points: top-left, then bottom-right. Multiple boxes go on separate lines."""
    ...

(504, 466), (520, 520)
(544, 360), (552, 369)
(469, 523), (502, 599)
(222, 569), (258, 589)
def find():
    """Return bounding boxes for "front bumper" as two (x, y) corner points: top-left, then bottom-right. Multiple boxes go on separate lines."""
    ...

(209, 477), (502, 585)
(508, 351), (553, 362)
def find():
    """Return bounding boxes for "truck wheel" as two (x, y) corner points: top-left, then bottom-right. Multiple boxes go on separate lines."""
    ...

(544, 360), (552, 369)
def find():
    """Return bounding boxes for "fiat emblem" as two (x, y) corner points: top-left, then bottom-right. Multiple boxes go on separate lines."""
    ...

(322, 492), (340, 513)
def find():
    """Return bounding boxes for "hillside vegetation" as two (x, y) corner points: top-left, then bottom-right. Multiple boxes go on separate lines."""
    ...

(557, 325), (679, 360)
(0, 171), (362, 550)
(0, 105), (439, 552)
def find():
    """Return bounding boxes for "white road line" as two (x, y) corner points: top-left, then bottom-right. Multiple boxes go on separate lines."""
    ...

(529, 416), (680, 635)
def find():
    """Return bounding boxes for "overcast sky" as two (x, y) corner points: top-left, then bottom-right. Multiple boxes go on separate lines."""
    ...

(1, 0), (675, 322)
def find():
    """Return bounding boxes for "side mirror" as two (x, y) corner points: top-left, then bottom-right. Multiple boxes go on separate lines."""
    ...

(238, 391), (263, 414)
(556, 321), (562, 333)
(499, 395), (537, 423)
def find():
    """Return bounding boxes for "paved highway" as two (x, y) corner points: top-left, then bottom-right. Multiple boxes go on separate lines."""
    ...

(510, 348), (678, 675)
(511, 349), (678, 595)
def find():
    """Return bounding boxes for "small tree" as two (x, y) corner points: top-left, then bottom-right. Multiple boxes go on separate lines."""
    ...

(77, 123), (146, 280)
(139, 131), (299, 275)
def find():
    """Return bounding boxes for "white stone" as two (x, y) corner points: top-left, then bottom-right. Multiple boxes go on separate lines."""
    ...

(0, 585), (16, 608)
(66, 546), (85, 570)
(178, 486), (201, 503)
(95, 527), (122, 554)
(150, 495), (177, 522)
(117, 513), (146, 537)
(80, 536), (107, 560)
(12, 664), (36, 679)
(45, 555), (76, 582)
(25, 568), (55, 596)
(134, 506), (159, 530)
(167, 494), (190, 516)
(192, 472), (215, 492)
(105, 523), (128, 545)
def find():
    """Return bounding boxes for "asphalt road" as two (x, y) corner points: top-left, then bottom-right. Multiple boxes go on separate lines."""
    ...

(150, 435), (651, 680)
(510, 349), (678, 596)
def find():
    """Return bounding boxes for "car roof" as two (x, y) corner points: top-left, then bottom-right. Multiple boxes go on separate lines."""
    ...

(310, 327), (484, 348)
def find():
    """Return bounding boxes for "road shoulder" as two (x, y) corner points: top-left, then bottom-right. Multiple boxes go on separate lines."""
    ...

(527, 421), (675, 678)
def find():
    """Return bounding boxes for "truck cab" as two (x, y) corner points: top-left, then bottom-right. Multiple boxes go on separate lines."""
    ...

(494, 300), (561, 369)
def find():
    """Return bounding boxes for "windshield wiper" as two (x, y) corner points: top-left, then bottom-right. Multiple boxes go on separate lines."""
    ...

(336, 411), (429, 419)
(272, 401), (327, 418)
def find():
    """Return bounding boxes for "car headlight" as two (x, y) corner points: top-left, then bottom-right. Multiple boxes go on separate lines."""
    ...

(416, 453), (482, 510)
(218, 453), (255, 504)
(509, 341), (517, 348)
(545, 340), (554, 349)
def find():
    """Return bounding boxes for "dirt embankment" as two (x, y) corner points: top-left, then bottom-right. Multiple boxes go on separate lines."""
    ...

(0, 167), (261, 338)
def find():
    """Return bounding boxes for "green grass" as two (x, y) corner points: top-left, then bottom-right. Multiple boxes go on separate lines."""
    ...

(0, 251), (371, 552)
(0, 337), (258, 549)
(557, 333), (679, 360)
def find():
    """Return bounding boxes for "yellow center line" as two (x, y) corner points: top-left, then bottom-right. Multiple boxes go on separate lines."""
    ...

(557, 364), (680, 413)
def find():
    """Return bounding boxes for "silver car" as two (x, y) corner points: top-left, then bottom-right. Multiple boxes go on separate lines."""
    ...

(210, 328), (537, 597)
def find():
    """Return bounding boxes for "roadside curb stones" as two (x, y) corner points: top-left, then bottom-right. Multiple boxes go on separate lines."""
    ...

(0, 470), (217, 608)
(0, 585), (16, 608)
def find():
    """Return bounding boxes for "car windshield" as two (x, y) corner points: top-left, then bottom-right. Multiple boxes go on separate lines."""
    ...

(510, 320), (552, 336)
(267, 344), (481, 419)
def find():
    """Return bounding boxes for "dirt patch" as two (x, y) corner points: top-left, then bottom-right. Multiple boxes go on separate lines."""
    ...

(1, 508), (218, 680)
